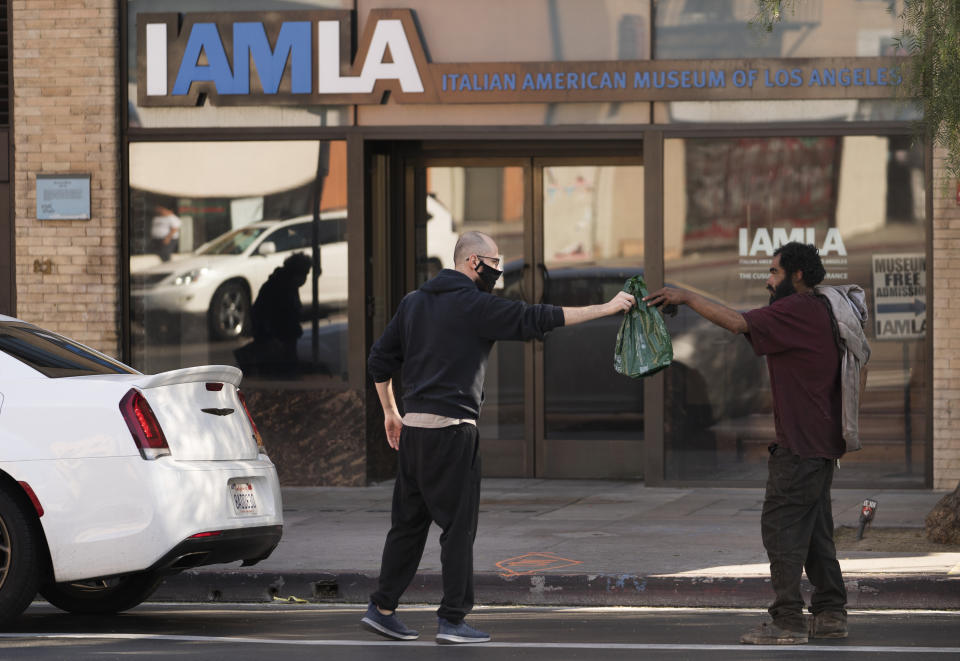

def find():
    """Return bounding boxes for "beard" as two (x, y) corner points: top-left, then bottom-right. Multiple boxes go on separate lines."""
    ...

(768, 277), (796, 305)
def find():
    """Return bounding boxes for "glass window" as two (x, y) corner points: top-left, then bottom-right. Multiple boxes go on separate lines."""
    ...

(663, 134), (927, 486)
(356, 0), (653, 127)
(0, 322), (137, 378)
(656, 98), (921, 124)
(361, 0), (651, 62)
(128, 140), (349, 386)
(654, 0), (904, 59)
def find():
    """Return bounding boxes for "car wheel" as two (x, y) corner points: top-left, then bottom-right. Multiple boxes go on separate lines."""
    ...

(208, 281), (250, 341)
(40, 571), (164, 615)
(0, 487), (42, 625)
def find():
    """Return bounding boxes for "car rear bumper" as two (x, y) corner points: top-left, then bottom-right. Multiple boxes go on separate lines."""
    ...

(146, 524), (283, 572)
(11, 456), (284, 583)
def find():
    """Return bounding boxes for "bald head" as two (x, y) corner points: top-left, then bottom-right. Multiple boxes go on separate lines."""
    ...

(454, 231), (497, 266)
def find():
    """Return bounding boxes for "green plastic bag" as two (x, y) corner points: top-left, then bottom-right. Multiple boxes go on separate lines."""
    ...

(614, 275), (673, 378)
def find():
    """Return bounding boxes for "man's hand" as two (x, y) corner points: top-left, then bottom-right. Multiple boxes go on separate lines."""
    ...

(645, 286), (747, 334)
(375, 379), (404, 450)
(643, 286), (688, 309)
(384, 410), (402, 450)
(562, 290), (635, 326)
(605, 290), (636, 315)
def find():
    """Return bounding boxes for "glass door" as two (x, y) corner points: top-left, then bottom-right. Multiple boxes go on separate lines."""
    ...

(416, 155), (644, 478)
(419, 160), (534, 476)
(536, 160), (646, 478)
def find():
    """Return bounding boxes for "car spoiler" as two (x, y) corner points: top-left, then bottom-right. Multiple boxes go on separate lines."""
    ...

(133, 365), (243, 390)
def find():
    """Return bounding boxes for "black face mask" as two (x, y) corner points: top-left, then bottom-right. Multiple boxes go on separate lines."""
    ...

(474, 261), (502, 293)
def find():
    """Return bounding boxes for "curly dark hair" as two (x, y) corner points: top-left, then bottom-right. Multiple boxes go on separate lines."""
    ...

(773, 242), (825, 287)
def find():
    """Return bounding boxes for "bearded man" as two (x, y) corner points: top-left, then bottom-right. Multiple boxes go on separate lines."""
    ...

(644, 241), (848, 645)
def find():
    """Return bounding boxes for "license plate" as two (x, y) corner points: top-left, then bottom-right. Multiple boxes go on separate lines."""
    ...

(230, 481), (258, 515)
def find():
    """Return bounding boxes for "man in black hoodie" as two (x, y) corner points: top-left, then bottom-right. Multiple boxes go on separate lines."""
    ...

(360, 231), (634, 645)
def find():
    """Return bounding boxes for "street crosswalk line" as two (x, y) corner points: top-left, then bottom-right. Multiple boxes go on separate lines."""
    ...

(0, 632), (958, 654)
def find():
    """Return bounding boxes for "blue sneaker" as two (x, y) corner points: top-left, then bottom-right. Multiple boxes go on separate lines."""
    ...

(436, 617), (491, 644)
(360, 602), (420, 640)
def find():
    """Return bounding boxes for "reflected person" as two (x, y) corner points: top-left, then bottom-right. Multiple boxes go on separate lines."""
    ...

(644, 242), (848, 645)
(150, 205), (181, 262)
(240, 253), (311, 377)
(361, 231), (635, 645)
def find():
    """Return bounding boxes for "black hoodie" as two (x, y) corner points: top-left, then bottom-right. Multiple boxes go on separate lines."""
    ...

(368, 269), (565, 420)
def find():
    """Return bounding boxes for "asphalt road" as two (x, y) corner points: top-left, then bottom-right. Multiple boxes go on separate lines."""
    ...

(0, 603), (958, 660)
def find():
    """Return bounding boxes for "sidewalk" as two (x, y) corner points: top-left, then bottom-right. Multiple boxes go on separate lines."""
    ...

(154, 480), (960, 609)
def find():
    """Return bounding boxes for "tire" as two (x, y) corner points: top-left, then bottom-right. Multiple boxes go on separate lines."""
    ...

(208, 281), (250, 341)
(0, 487), (42, 626)
(40, 571), (164, 615)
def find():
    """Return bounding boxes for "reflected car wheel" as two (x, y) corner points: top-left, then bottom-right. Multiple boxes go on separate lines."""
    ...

(40, 571), (164, 615)
(0, 488), (41, 625)
(208, 281), (250, 341)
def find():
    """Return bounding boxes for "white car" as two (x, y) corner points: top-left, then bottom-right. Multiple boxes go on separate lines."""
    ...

(0, 315), (283, 623)
(131, 197), (458, 341)
(131, 210), (348, 341)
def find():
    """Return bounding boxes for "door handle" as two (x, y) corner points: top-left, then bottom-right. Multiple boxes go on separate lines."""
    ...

(537, 263), (550, 304)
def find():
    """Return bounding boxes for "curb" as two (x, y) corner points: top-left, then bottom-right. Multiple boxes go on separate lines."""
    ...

(152, 570), (960, 610)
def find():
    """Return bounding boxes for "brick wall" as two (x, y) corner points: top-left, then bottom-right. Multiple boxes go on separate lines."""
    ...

(932, 145), (960, 489)
(11, 0), (119, 356)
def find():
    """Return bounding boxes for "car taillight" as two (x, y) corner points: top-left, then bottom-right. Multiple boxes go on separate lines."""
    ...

(120, 389), (171, 460)
(17, 481), (44, 517)
(237, 390), (265, 453)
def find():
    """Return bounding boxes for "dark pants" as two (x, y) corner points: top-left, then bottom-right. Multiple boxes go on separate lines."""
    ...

(370, 424), (481, 623)
(761, 445), (847, 630)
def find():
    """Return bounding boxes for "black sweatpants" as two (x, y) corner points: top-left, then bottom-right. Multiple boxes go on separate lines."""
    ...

(370, 423), (481, 623)
(761, 444), (847, 631)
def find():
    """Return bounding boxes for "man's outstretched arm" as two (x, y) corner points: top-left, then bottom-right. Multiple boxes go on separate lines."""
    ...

(562, 290), (635, 326)
(644, 286), (748, 334)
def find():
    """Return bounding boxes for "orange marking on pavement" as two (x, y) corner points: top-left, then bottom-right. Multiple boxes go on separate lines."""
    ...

(495, 552), (583, 577)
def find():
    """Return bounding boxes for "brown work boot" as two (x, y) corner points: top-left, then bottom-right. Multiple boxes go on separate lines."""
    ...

(809, 611), (848, 639)
(740, 621), (808, 645)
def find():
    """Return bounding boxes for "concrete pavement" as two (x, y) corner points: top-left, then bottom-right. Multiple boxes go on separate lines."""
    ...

(154, 480), (960, 608)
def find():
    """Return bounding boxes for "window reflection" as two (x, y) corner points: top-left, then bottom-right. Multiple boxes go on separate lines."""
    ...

(541, 166), (645, 451)
(664, 134), (927, 485)
(129, 140), (349, 383)
(654, 0), (901, 59)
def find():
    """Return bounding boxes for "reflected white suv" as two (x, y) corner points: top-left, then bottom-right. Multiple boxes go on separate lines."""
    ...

(131, 197), (458, 341)
(132, 210), (348, 341)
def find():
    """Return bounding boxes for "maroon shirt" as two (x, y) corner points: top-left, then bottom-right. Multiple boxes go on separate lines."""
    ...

(743, 292), (844, 459)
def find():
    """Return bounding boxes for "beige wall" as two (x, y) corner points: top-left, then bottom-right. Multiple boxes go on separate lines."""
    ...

(932, 145), (960, 489)
(12, 0), (119, 356)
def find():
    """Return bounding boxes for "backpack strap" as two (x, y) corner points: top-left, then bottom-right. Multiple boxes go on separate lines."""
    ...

(814, 291), (843, 352)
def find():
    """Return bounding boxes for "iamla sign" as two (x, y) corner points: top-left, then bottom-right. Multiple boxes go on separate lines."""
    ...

(738, 227), (847, 257)
(137, 9), (430, 107)
(138, 9), (904, 108)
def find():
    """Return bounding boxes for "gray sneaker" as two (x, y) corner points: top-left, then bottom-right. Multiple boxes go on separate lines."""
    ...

(360, 602), (420, 640)
(740, 621), (808, 645)
(809, 611), (848, 639)
(436, 617), (491, 644)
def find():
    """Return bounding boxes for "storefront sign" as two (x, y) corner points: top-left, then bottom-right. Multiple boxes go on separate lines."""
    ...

(737, 227), (849, 283)
(137, 9), (905, 108)
(872, 253), (926, 340)
(36, 174), (91, 220)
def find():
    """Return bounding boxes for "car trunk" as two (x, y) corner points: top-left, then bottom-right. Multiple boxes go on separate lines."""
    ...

(133, 366), (259, 461)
